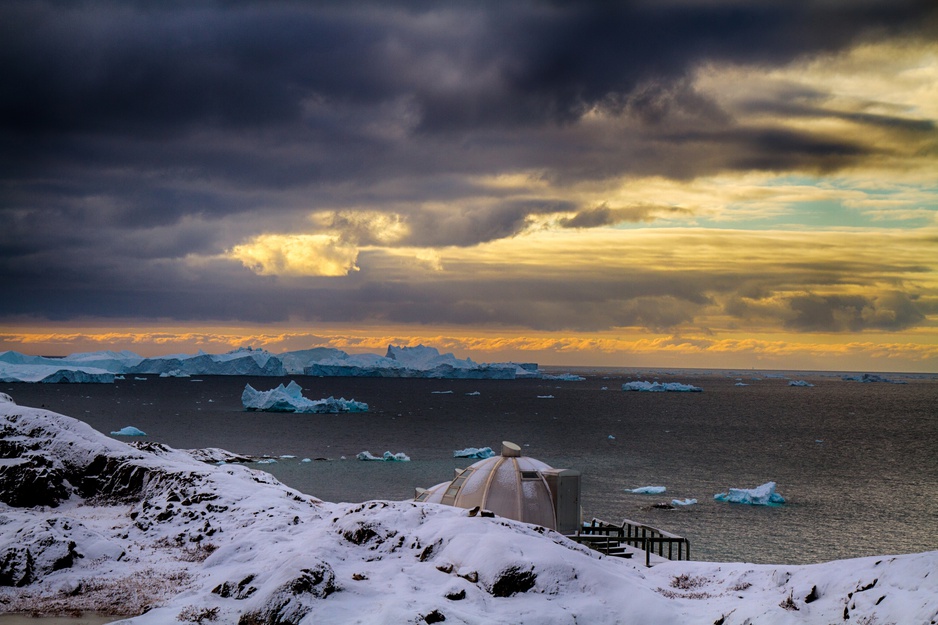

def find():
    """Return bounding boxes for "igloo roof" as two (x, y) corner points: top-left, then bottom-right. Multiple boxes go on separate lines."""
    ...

(416, 442), (566, 531)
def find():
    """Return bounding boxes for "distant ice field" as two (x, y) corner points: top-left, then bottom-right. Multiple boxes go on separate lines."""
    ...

(6, 369), (936, 565)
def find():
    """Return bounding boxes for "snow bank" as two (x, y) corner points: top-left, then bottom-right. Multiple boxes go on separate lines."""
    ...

(623, 381), (703, 392)
(715, 481), (786, 506)
(241, 381), (368, 413)
(1, 398), (936, 624)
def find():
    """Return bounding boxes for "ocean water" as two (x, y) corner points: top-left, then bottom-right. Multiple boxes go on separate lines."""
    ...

(7, 369), (937, 566)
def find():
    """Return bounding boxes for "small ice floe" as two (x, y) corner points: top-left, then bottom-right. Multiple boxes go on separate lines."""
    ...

(788, 380), (814, 387)
(629, 486), (667, 494)
(671, 498), (697, 506)
(110, 426), (146, 436)
(714, 481), (785, 506)
(431, 390), (453, 394)
(255, 458), (277, 465)
(622, 381), (702, 392)
(280, 454), (296, 459)
(114, 375), (125, 380)
(842, 373), (905, 384)
(735, 382), (749, 386)
(301, 458), (312, 463)
(134, 377), (147, 381)
(537, 395), (554, 399)
(607, 435), (616, 440)
(465, 391), (481, 396)
(453, 446), (496, 459)
(541, 373), (586, 381)
(159, 369), (190, 378)
(357, 451), (411, 462)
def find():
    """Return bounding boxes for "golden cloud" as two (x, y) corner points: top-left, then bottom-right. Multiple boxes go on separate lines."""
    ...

(228, 234), (360, 277)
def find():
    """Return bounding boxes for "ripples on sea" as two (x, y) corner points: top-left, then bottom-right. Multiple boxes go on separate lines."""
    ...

(8, 368), (937, 565)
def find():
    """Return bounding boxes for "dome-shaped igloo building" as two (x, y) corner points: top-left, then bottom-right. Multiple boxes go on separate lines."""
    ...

(415, 442), (581, 534)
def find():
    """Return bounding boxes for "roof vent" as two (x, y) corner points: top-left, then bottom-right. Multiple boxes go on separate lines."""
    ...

(501, 441), (521, 457)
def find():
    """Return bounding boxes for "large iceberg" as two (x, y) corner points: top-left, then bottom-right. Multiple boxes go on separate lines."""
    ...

(242, 381), (368, 413)
(0, 344), (540, 382)
(453, 446), (496, 459)
(622, 381), (703, 392)
(303, 344), (531, 379)
(714, 481), (786, 506)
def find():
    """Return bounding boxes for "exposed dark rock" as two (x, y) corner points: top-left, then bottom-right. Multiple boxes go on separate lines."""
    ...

(236, 563), (337, 625)
(212, 574), (257, 600)
(423, 609), (446, 623)
(488, 566), (536, 597)
(805, 585), (819, 603)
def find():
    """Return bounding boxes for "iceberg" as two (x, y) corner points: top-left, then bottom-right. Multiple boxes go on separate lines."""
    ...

(110, 426), (146, 436)
(714, 481), (786, 506)
(356, 451), (411, 462)
(453, 446), (496, 459)
(241, 381), (368, 413)
(630, 486), (667, 494)
(842, 373), (905, 384)
(671, 498), (697, 506)
(540, 373), (586, 381)
(159, 369), (190, 378)
(0, 344), (543, 382)
(622, 381), (703, 392)
(788, 380), (814, 387)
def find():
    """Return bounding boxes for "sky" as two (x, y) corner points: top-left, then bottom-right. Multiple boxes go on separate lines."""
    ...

(1, 0), (937, 372)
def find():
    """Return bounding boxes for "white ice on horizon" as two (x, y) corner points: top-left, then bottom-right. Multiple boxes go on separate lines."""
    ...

(788, 380), (814, 387)
(241, 381), (368, 413)
(715, 481), (786, 506)
(1, 395), (936, 624)
(622, 381), (703, 392)
(0, 344), (540, 382)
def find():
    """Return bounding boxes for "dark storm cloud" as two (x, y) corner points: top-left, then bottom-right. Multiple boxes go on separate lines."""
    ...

(559, 203), (693, 228)
(2, 0), (937, 328)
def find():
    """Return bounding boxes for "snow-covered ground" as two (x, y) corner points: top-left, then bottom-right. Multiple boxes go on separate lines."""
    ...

(1, 394), (935, 624)
(0, 345), (538, 383)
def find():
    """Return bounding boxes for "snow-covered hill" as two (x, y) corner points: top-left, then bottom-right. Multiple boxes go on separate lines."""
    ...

(0, 394), (935, 624)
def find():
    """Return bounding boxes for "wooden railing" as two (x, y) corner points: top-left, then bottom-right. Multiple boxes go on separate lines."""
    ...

(571, 518), (690, 567)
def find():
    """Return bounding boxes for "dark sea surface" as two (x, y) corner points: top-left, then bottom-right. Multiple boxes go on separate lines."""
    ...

(7, 368), (937, 566)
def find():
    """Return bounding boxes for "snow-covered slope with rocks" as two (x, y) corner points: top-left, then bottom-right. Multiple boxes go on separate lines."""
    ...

(0, 394), (936, 624)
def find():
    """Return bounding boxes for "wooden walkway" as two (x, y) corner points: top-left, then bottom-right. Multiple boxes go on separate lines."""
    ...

(569, 518), (691, 567)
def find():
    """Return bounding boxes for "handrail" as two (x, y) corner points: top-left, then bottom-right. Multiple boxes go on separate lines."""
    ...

(573, 517), (690, 566)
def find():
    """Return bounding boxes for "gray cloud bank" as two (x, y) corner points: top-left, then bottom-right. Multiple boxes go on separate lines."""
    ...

(1, 0), (936, 333)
